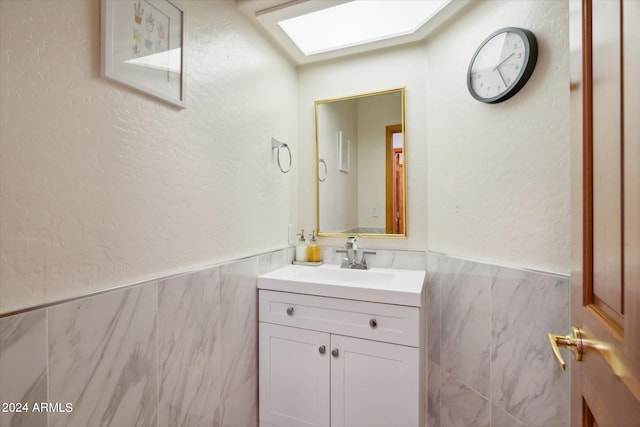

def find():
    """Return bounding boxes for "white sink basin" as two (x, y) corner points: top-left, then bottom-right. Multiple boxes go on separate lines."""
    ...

(258, 264), (425, 307)
(294, 267), (395, 286)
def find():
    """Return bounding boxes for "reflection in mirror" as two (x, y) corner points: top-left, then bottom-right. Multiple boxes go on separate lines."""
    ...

(315, 88), (406, 237)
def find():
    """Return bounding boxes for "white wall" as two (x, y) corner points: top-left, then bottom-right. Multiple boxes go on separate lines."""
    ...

(425, 0), (570, 274)
(299, 0), (570, 274)
(0, 0), (297, 314)
(0, 0), (571, 314)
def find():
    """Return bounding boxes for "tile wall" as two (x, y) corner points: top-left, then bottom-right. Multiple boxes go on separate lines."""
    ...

(426, 252), (570, 427)
(0, 248), (569, 427)
(0, 248), (293, 427)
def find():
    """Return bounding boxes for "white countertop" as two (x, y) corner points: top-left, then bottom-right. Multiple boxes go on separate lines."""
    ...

(258, 264), (425, 307)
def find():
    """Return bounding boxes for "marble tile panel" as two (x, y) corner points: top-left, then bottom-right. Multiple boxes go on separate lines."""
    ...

(366, 249), (427, 270)
(439, 256), (492, 397)
(427, 361), (441, 427)
(0, 309), (48, 427)
(440, 370), (490, 427)
(218, 257), (259, 427)
(491, 405), (527, 427)
(47, 285), (158, 427)
(219, 372), (258, 427)
(321, 247), (341, 265)
(491, 268), (569, 427)
(426, 252), (442, 365)
(258, 247), (294, 275)
(158, 267), (222, 427)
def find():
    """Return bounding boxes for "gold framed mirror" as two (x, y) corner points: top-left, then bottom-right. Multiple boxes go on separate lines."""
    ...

(315, 87), (407, 238)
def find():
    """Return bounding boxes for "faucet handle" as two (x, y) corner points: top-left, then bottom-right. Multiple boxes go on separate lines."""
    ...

(335, 249), (348, 257)
(360, 251), (376, 270)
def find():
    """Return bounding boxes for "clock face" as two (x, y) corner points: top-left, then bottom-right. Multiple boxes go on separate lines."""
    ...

(467, 28), (537, 103)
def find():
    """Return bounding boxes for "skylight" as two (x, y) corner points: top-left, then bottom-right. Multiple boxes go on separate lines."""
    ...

(240, 0), (469, 64)
(278, 0), (451, 56)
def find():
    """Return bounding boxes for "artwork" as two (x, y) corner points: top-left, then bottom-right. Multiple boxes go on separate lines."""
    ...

(101, 0), (185, 108)
(338, 131), (350, 173)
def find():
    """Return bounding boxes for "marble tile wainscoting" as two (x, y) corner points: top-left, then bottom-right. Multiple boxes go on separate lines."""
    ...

(1, 247), (569, 427)
(426, 252), (570, 427)
(0, 248), (293, 427)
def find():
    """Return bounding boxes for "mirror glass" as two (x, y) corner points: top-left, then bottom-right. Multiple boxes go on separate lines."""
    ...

(315, 88), (406, 237)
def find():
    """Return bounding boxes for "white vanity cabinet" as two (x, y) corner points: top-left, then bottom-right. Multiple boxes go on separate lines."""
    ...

(258, 289), (424, 427)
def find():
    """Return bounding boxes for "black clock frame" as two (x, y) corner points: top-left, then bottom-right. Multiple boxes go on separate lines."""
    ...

(467, 27), (538, 104)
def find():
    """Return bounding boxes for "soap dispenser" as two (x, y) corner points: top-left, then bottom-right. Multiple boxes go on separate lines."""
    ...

(307, 230), (321, 263)
(295, 230), (307, 262)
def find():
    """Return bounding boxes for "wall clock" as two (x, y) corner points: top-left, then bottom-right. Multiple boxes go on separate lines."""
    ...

(467, 27), (538, 104)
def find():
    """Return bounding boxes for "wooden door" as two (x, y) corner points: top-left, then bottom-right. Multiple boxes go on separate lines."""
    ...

(393, 147), (405, 234)
(385, 125), (405, 234)
(329, 334), (420, 427)
(258, 323), (330, 427)
(566, 0), (640, 425)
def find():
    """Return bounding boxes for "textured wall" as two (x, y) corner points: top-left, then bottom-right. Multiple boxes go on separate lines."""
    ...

(298, 1), (570, 274)
(0, 0), (297, 314)
(1, 0), (571, 315)
(425, 0), (570, 274)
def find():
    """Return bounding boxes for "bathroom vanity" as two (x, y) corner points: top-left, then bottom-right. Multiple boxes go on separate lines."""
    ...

(257, 264), (426, 427)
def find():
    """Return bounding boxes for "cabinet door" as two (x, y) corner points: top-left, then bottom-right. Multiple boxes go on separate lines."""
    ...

(330, 335), (419, 427)
(259, 323), (330, 427)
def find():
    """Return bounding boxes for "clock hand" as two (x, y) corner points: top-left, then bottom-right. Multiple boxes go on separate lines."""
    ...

(492, 52), (515, 88)
(496, 67), (508, 87)
(495, 52), (515, 69)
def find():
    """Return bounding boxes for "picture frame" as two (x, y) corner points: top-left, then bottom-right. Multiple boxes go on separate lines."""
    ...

(101, 0), (186, 108)
(338, 131), (350, 173)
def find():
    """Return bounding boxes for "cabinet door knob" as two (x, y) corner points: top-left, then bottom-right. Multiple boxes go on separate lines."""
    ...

(319, 345), (326, 354)
(331, 348), (339, 358)
(369, 318), (378, 329)
(286, 306), (294, 316)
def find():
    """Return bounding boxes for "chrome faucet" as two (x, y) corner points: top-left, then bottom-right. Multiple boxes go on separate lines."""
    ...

(344, 236), (358, 267)
(337, 237), (376, 269)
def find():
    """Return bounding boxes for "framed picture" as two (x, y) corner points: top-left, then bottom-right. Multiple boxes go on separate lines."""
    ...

(101, 0), (186, 108)
(338, 131), (350, 173)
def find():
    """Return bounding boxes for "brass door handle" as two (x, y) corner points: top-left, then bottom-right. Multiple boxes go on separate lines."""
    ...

(547, 326), (584, 371)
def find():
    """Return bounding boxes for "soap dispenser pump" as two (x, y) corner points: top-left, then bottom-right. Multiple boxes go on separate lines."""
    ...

(295, 230), (307, 262)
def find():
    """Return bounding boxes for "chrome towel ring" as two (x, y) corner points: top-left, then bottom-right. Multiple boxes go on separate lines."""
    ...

(271, 138), (291, 174)
(318, 158), (327, 182)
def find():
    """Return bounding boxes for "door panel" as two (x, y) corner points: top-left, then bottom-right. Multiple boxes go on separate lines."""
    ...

(622, 0), (640, 382)
(259, 323), (330, 427)
(569, 0), (640, 425)
(591, 0), (623, 318)
(330, 334), (419, 427)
